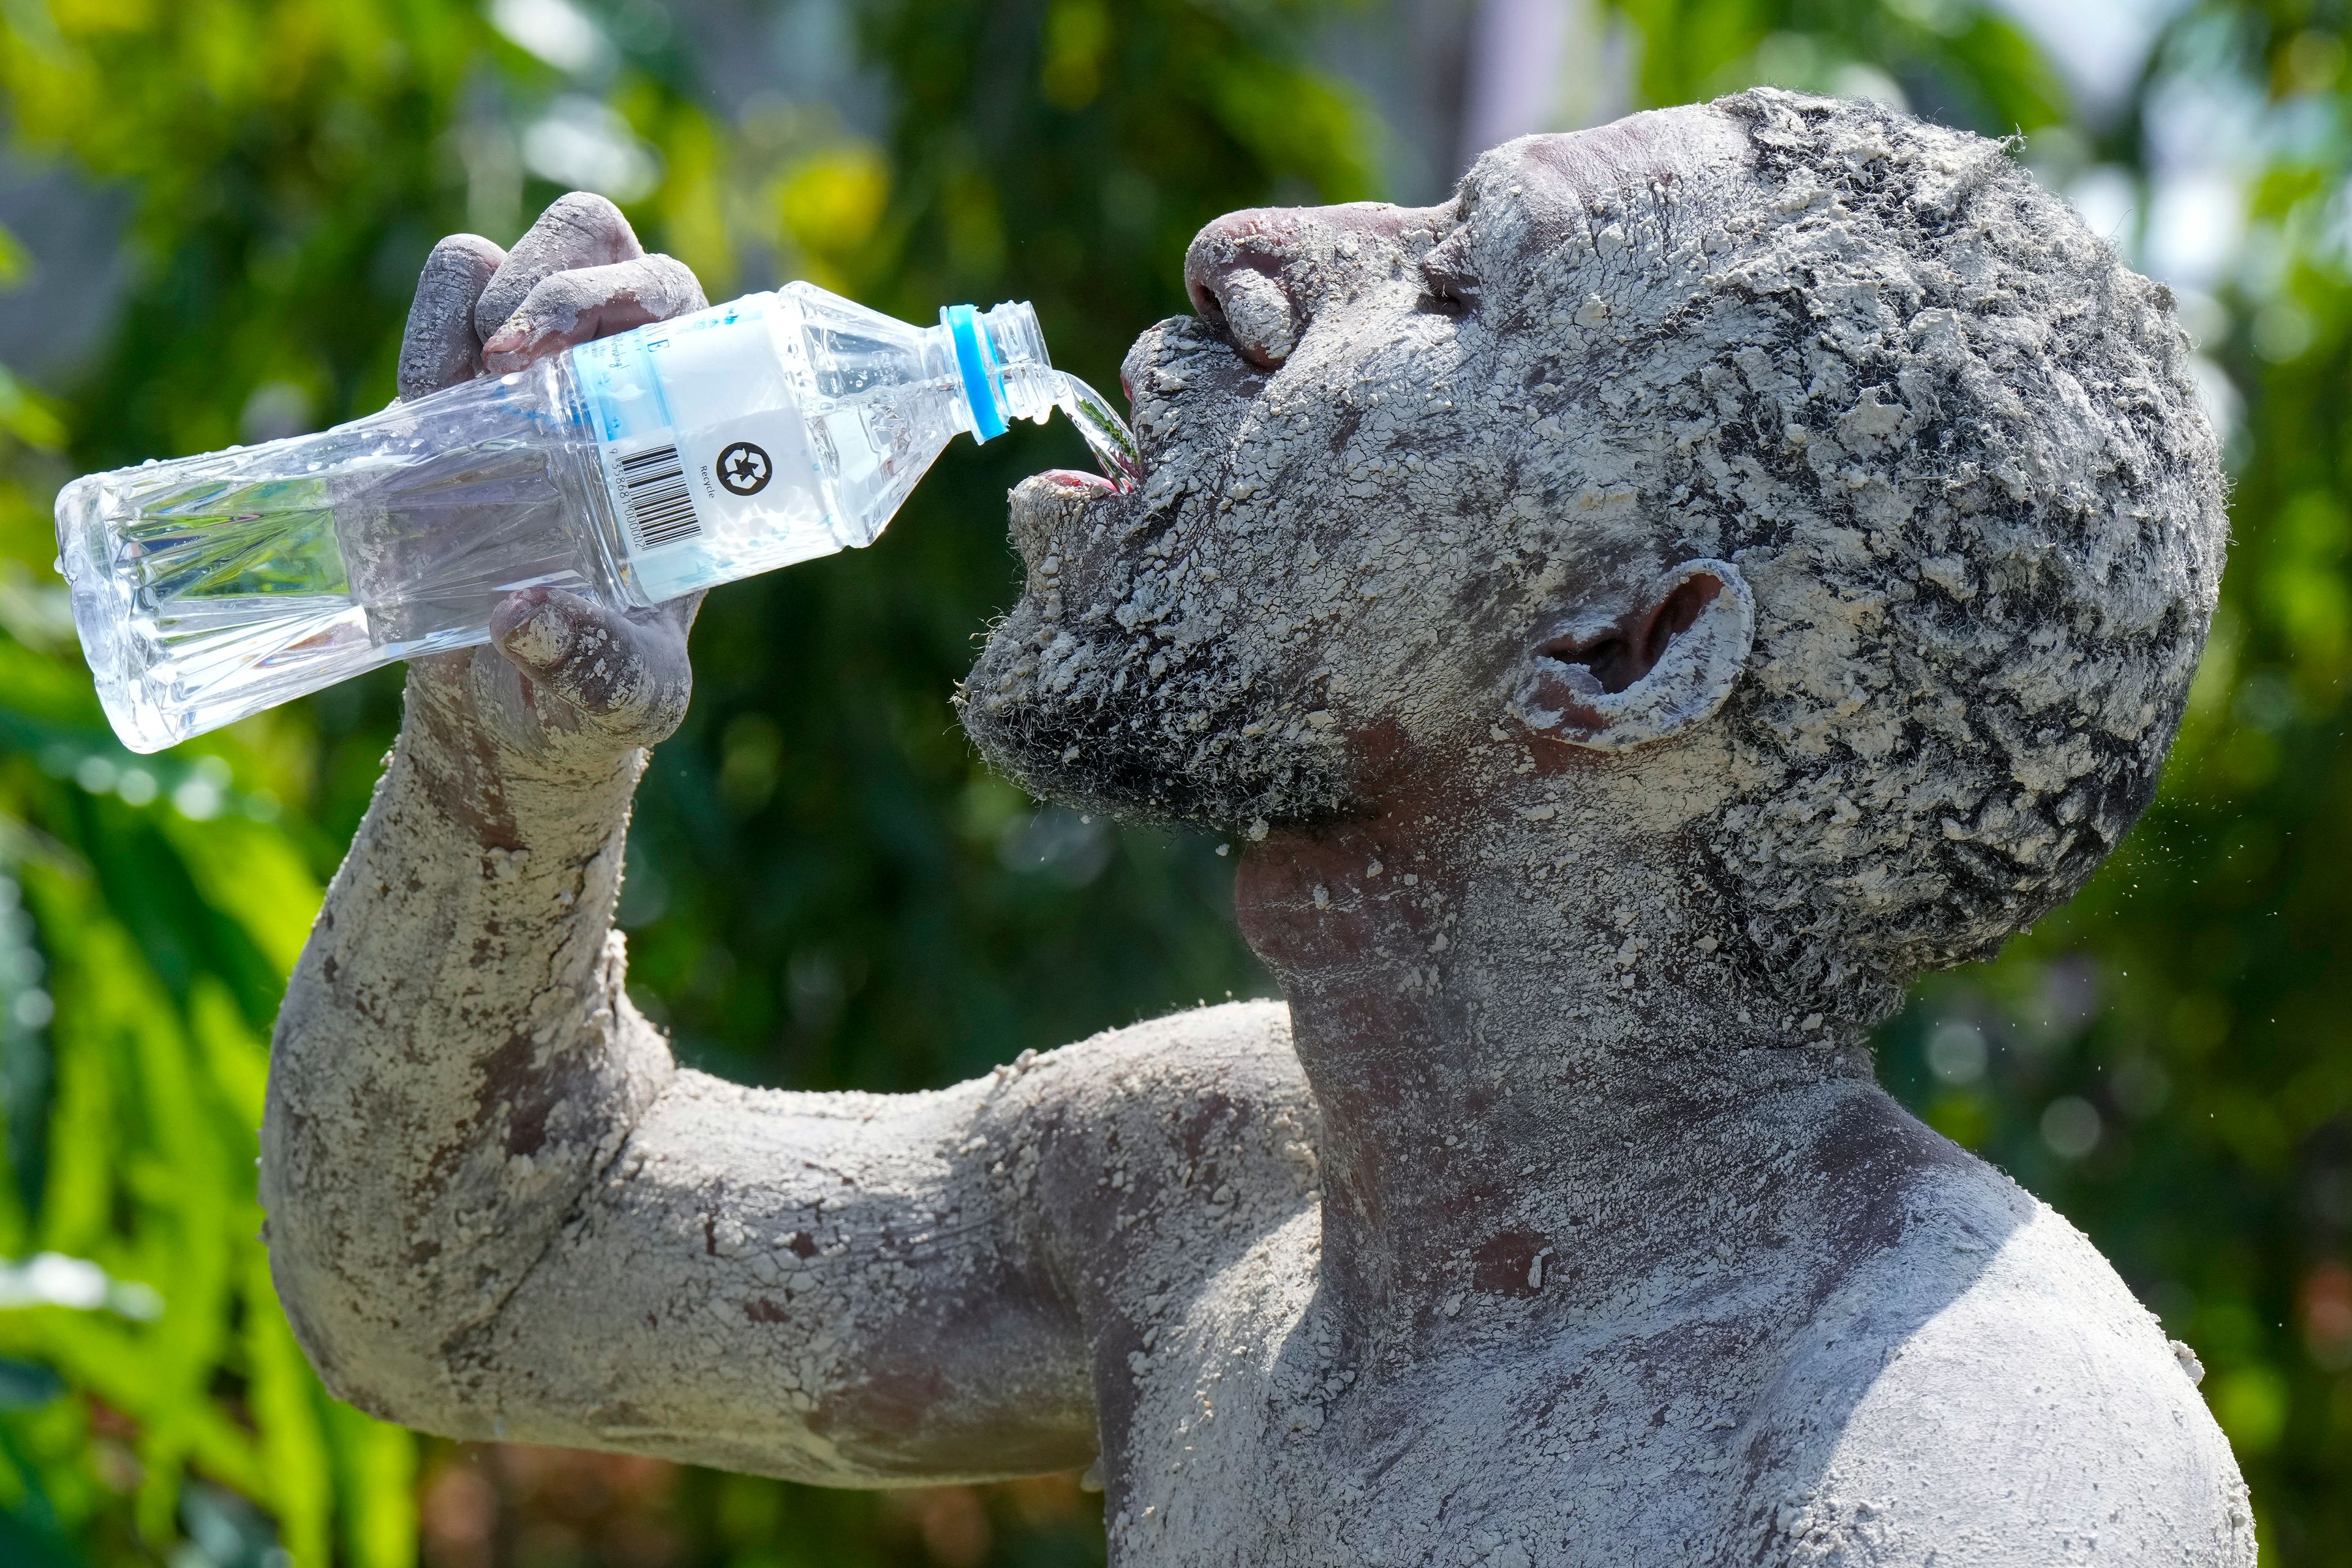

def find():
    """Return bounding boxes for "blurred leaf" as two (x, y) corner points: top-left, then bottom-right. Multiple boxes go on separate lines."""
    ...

(0, 1357), (61, 1410)
(0, 221), (32, 291)
(777, 145), (891, 292)
(0, 1507), (79, 1568)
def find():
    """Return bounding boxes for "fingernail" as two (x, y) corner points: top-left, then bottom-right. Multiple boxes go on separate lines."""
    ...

(497, 600), (571, 668)
(481, 326), (524, 356)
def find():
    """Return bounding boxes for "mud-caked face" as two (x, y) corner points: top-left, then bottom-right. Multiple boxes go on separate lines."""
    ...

(959, 106), (1753, 831)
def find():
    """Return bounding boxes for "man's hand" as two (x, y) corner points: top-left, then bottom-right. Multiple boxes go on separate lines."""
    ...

(398, 192), (708, 768)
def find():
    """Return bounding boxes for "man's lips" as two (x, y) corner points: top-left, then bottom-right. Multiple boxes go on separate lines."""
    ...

(1008, 469), (1119, 576)
(1005, 364), (1153, 569)
(1036, 467), (1119, 497)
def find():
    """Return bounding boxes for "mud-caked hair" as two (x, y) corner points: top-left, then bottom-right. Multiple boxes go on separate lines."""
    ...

(1621, 89), (2226, 1025)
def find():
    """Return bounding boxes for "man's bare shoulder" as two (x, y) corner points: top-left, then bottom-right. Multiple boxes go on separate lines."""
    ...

(1029, 997), (1305, 1096)
(1746, 1160), (2254, 1566)
(966, 1000), (1322, 1270)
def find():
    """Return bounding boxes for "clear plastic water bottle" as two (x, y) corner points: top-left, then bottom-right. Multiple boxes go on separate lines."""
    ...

(54, 284), (1140, 753)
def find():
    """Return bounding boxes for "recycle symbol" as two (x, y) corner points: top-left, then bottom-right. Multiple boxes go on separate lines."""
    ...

(717, 440), (772, 497)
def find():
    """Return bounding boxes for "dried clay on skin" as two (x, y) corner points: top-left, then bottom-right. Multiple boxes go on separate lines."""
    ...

(265, 89), (2251, 1566)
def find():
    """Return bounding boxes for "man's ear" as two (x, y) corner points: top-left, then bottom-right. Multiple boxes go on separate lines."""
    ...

(1510, 559), (1754, 752)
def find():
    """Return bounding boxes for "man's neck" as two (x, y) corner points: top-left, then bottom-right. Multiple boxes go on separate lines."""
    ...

(1235, 809), (1880, 1359)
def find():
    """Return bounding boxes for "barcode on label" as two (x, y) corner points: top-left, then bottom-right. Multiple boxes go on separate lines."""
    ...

(618, 444), (701, 549)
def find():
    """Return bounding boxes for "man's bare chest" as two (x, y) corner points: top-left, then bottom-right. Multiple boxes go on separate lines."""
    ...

(1093, 1224), (1766, 1566)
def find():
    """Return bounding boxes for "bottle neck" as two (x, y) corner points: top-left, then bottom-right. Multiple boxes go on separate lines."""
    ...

(935, 301), (1060, 442)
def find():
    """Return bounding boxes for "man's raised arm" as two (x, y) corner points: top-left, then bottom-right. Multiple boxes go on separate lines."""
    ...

(258, 197), (1097, 1483)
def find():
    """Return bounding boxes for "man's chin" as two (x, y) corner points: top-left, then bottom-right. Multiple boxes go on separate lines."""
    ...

(957, 612), (1349, 832)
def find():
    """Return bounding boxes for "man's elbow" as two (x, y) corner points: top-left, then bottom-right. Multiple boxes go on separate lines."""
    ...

(258, 1119), (512, 1443)
(264, 1236), (497, 1439)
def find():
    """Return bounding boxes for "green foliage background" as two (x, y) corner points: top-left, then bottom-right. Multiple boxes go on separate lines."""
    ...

(0, 0), (2343, 1563)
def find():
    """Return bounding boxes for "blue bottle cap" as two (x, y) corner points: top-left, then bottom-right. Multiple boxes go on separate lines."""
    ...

(943, 304), (1008, 442)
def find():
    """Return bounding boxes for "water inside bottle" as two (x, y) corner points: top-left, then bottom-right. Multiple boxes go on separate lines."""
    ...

(117, 443), (597, 643)
(57, 364), (612, 750)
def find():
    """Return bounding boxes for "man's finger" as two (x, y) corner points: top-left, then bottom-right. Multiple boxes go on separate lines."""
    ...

(488, 586), (692, 742)
(480, 256), (708, 374)
(475, 192), (645, 343)
(398, 234), (506, 401)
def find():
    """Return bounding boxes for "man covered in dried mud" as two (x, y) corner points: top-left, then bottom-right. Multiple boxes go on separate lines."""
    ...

(262, 89), (2253, 1565)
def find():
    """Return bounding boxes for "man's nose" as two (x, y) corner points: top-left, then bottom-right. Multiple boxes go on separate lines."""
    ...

(1183, 203), (1422, 371)
(1183, 209), (1312, 370)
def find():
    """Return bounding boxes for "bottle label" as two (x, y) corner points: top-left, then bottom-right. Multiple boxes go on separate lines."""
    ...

(571, 295), (837, 604)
